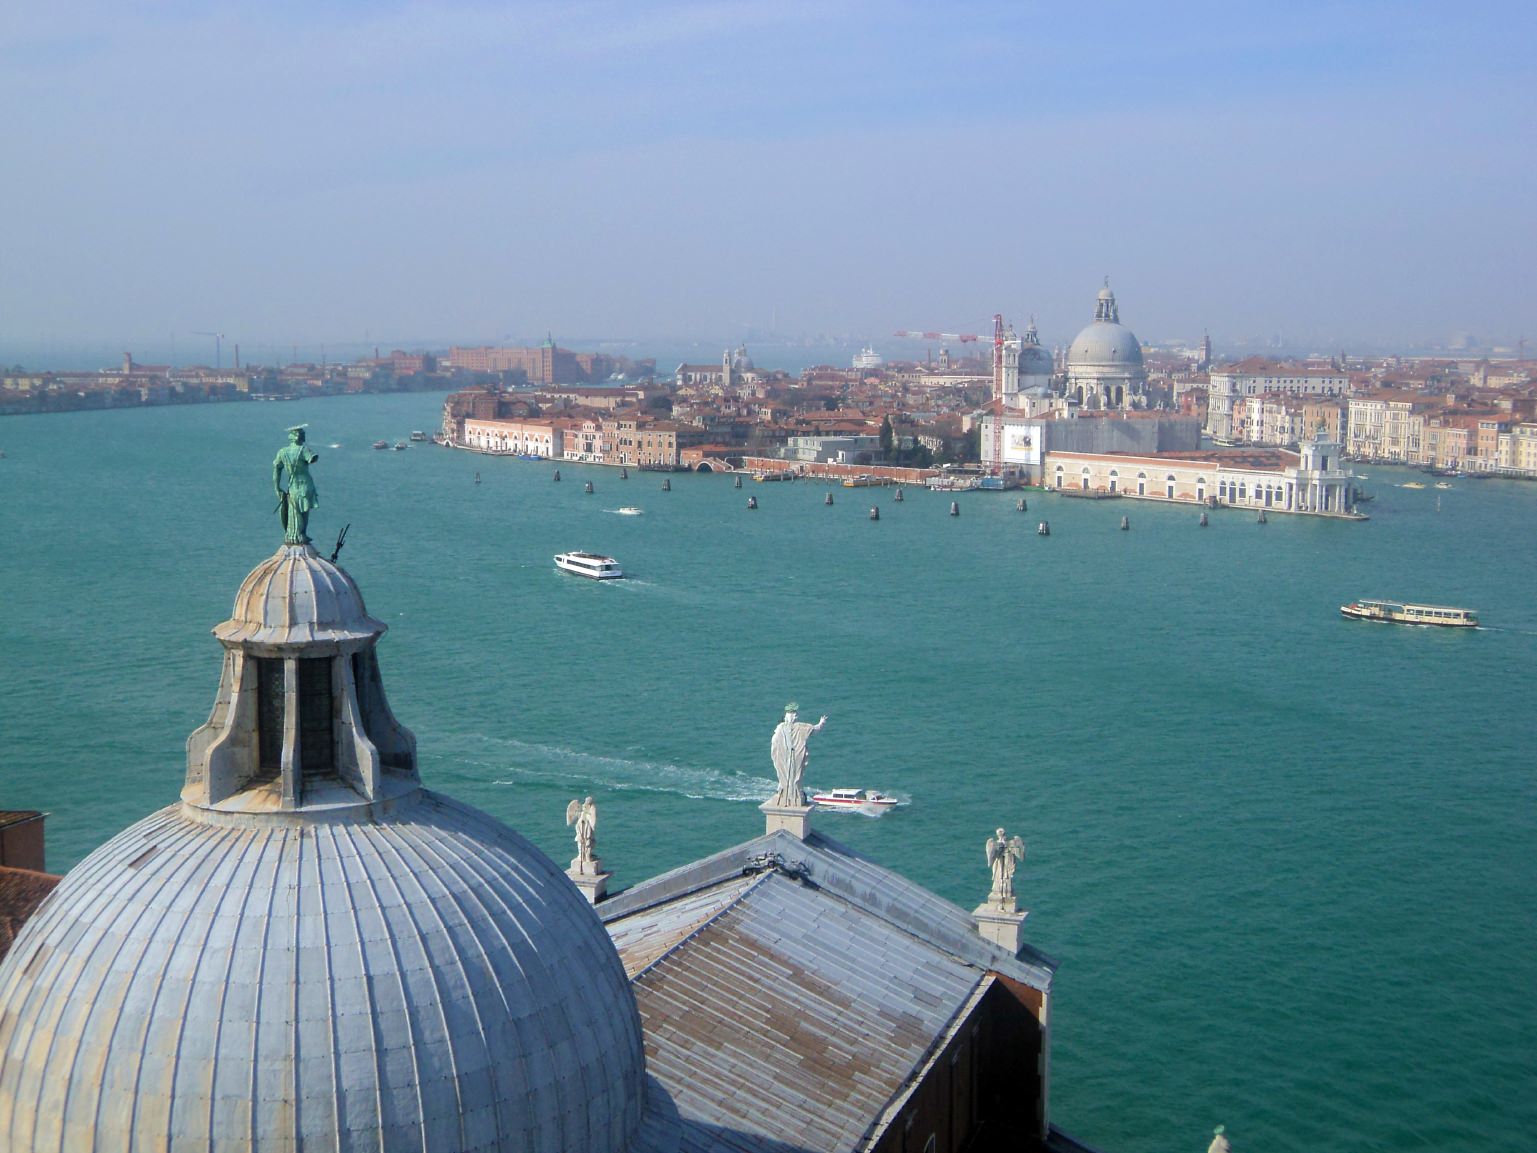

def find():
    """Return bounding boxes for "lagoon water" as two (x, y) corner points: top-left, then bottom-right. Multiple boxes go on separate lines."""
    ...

(2, 392), (1534, 1153)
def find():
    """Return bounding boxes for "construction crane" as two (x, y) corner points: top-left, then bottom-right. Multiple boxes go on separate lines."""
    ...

(191, 331), (225, 370)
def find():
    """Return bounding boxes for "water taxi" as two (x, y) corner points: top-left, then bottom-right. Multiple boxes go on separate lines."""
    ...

(372, 440), (389, 450)
(554, 552), (624, 580)
(615, 507), (644, 516)
(409, 430), (429, 442)
(842, 475), (875, 488)
(811, 788), (901, 813)
(1401, 481), (1426, 489)
(1340, 600), (1477, 627)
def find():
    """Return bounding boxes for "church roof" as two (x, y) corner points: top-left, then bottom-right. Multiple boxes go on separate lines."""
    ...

(604, 829), (1055, 1152)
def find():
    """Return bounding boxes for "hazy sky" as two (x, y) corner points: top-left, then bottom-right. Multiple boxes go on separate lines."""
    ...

(2, 1), (1532, 357)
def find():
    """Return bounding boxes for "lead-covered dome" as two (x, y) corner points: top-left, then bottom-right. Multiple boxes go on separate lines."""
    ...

(0, 794), (646, 1152)
(1067, 281), (1143, 369)
(217, 542), (383, 646)
(0, 532), (648, 1153)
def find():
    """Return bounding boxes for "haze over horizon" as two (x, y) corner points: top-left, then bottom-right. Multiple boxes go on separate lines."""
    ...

(2, 2), (1532, 363)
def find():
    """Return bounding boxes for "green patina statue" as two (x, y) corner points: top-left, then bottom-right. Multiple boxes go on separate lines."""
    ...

(272, 425), (320, 544)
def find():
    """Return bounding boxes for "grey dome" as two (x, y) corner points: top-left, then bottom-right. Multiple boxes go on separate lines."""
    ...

(1017, 343), (1054, 376)
(1068, 320), (1143, 369)
(215, 543), (384, 646)
(0, 791), (646, 1152)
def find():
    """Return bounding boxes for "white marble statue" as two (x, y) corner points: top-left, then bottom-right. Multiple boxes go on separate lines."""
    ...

(985, 828), (1026, 905)
(566, 796), (598, 874)
(769, 703), (827, 808)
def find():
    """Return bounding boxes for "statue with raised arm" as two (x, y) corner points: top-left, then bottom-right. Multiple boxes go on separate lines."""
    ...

(272, 425), (320, 545)
(769, 703), (827, 807)
(985, 828), (1026, 907)
(566, 796), (598, 874)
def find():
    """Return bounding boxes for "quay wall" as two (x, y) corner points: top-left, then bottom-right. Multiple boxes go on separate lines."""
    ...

(738, 456), (941, 485)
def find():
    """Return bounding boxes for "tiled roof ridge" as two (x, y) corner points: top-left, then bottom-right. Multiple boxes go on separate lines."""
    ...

(626, 872), (773, 984)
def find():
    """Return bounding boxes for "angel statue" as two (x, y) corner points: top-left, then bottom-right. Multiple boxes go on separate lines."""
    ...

(985, 828), (1026, 908)
(566, 796), (598, 874)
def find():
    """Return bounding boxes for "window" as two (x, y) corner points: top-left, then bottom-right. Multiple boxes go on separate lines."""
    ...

(256, 657), (285, 770)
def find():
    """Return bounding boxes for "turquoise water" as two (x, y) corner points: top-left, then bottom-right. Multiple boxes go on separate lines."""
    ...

(2, 393), (1534, 1153)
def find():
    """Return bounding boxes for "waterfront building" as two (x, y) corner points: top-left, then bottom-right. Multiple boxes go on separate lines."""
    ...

(1045, 431), (1359, 517)
(1064, 281), (1149, 412)
(981, 411), (1201, 482)
(1206, 358), (1350, 442)
(0, 486), (1074, 1152)
(463, 415), (563, 456)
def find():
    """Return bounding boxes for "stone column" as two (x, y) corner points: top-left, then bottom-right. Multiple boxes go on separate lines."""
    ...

(973, 897), (1028, 954)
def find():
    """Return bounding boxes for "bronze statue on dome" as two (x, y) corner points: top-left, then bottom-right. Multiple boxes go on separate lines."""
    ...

(272, 425), (320, 544)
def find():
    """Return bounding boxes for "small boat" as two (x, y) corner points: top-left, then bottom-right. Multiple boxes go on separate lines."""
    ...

(372, 440), (388, 450)
(616, 507), (643, 516)
(1402, 481), (1426, 489)
(811, 788), (900, 813)
(1434, 482), (1453, 490)
(1340, 599), (1477, 627)
(409, 430), (428, 442)
(842, 474), (875, 488)
(554, 552), (624, 580)
(392, 441), (407, 451)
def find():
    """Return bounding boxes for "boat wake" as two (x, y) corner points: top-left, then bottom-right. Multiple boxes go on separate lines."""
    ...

(472, 736), (776, 802)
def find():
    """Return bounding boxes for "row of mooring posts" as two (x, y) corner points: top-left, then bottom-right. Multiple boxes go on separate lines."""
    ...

(544, 469), (1268, 528)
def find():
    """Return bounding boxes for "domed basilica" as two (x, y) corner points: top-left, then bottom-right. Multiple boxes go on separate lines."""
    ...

(1065, 279), (1148, 410)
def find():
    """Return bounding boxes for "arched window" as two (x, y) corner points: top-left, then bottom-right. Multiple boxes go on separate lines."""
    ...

(1109, 469), (1119, 494)
(1196, 476), (1207, 501)
(1137, 471), (1147, 496)
(1166, 474), (1176, 499)
(1054, 464), (1064, 490)
(1081, 466), (1091, 492)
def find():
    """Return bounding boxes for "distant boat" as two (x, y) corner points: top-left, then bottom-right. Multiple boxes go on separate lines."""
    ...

(372, 440), (388, 450)
(409, 430), (429, 442)
(393, 441), (407, 451)
(1434, 482), (1453, 490)
(555, 551), (623, 580)
(616, 507), (643, 516)
(1341, 599), (1477, 628)
(1401, 481), (1426, 489)
(811, 788), (900, 813)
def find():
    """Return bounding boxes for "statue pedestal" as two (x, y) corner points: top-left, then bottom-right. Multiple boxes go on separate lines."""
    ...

(568, 861), (610, 905)
(973, 901), (1028, 954)
(759, 801), (814, 840)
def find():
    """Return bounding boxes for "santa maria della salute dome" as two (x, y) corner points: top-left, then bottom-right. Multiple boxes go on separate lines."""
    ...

(0, 541), (646, 1152)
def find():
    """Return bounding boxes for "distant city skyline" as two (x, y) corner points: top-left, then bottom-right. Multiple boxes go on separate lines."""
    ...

(1, 2), (1532, 356)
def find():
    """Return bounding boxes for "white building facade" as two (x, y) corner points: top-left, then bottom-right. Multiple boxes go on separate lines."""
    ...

(1206, 359), (1350, 442)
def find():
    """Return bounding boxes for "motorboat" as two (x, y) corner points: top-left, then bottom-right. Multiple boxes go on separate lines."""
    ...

(616, 507), (644, 516)
(555, 551), (624, 580)
(392, 441), (408, 451)
(1340, 599), (1477, 627)
(1401, 481), (1426, 489)
(810, 788), (901, 813)
(409, 430), (429, 442)
(372, 440), (389, 450)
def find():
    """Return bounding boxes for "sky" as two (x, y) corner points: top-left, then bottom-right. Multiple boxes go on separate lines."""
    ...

(1, 1), (1533, 362)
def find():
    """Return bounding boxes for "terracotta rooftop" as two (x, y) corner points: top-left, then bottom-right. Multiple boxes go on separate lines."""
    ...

(0, 867), (61, 964)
